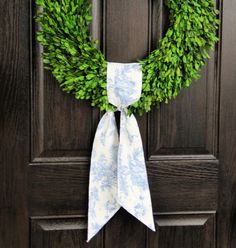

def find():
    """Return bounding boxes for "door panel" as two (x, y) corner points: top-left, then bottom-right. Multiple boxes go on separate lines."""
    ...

(31, 217), (102, 248)
(32, 60), (99, 161)
(148, 160), (218, 211)
(29, 163), (89, 216)
(148, 213), (215, 248)
(149, 64), (218, 156)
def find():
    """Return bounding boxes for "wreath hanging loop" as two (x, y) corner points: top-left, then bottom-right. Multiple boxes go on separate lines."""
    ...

(35, 0), (219, 115)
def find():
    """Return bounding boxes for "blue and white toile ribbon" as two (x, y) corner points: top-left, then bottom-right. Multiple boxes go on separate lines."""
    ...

(87, 62), (155, 241)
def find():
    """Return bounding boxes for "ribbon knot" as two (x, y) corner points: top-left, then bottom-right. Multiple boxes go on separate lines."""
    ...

(87, 62), (155, 242)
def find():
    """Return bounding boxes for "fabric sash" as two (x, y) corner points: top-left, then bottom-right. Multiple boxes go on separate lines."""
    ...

(87, 62), (155, 241)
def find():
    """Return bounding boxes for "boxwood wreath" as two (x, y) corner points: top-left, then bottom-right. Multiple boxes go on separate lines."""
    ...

(35, 0), (219, 115)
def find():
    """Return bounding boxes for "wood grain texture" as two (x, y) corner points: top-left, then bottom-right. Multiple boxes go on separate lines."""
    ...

(31, 217), (102, 248)
(105, 0), (150, 62)
(28, 163), (89, 216)
(148, 213), (215, 248)
(148, 160), (218, 212)
(0, 0), (29, 247)
(29, 159), (218, 216)
(105, 209), (146, 248)
(218, 0), (236, 247)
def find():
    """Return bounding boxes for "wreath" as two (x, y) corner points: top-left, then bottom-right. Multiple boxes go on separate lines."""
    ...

(35, 0), (219, 115)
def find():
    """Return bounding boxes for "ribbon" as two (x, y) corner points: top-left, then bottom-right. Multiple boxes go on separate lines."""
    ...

(87, 62), (155, 241)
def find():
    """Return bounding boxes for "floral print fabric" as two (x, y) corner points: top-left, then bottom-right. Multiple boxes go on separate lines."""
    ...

(87, 62), (155, 242)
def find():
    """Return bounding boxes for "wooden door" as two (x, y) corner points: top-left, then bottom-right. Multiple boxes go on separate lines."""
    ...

(1, 0), (236, 247)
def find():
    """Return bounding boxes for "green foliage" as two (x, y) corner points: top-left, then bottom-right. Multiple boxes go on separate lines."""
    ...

(35, 0), (219, 115)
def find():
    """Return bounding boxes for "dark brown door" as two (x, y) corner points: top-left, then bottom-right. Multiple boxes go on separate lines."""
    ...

(1, 0), (236, 247)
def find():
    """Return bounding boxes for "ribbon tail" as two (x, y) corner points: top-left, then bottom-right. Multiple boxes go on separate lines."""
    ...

(117, 111), (155, 231)
(87, 112), (121, 242)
